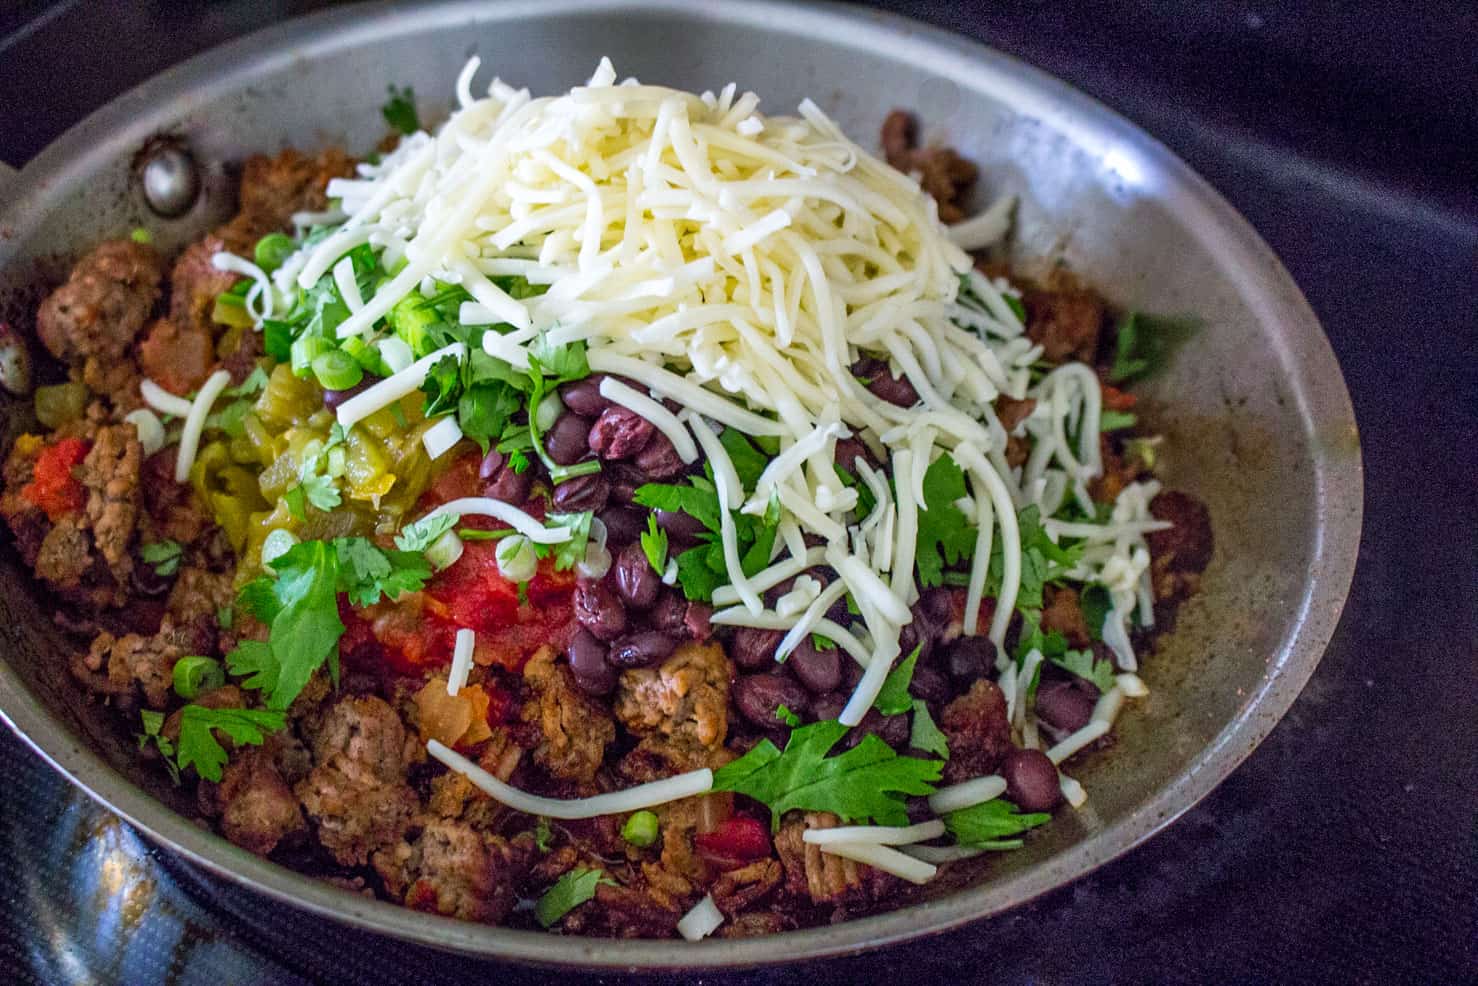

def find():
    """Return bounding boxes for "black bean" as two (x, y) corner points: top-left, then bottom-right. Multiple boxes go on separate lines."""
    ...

(545, 412), (594, 466)
(900, 589), (954, 665)
(1000, 747), (1062, 812)
(574, 579), (627, 641)
(558, 375), (610, 417)
(551, 472), (609, 512)
(683, 601), (712, 641)
(728, 627), (782, 670)
(809, 692), (848, 723)
(322, 378), (373, 411)
(480, 449), (533, 504)
(851, 356), (919, 407)
(608, 631), (678, 669)
(1035, 680), (1095, 733)
(597, 505), (646, 548)
(833, 437), (873, 474)
(788, 636), (842, 694)
(908, 664), (952, 704)
(613, 542), (660, 610)
(633, 431), (686, 479)
(846, 707), (910, 749)
(734, 673), (810, 728)
(917, 587), (955, 630)
(566, 628), (616, 696)
(842, 659), (864, 690)
(656, 508), (708, 548)
(588, 406), (655, 460)
(645, 589), (688, 634)
(944, 635), (994, 685)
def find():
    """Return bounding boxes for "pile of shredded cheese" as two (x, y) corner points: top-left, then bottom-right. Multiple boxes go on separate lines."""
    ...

(158, 59), (1179, 884)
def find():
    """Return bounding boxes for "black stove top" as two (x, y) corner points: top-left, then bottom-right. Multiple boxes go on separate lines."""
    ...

(1, 2), (1474, 983)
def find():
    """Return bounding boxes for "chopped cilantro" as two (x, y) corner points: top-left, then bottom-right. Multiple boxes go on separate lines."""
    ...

(534, 868), (611, 928)
(811, 634), (836, 651)
(944, 797), (1051, 848)
(711, 719), (942, 830)
(232, 540), (344, 710)
(873, 645), (922, 715)
(1108, 311), (1197, 384)
(634, 480), (721, 534)
(774, 704), (801, 728)
(546, 511), (593, 571)
(140, 539), (183, 577)
(914, 456), (977, 586)
(137, 710), (180, 784)
(175, 705), (285, 783)
(909, 700), (950, 759)
(1099, 409), (1138, 432)
(1050, 648), (1118, 694)
(394, 512), (458, 552)
(640, 514), (669, 573)
(534, 816), (553, 853)
(1079, 585), (1111, 641)
(381, 84), (421, 135)
(335, 537), (431, 607)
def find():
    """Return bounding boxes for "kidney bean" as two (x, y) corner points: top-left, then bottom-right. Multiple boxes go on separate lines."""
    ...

(788, 636), (842, 694)
(1000, 747), (1062, 812)
(846, 707), (909, 749)
(728, 627), (782, 670)
(810, 692), (847, 723)
(851, 356), (918, 407)
(566, 628), (616, 696)
(1035, 680), (1096, 733)
(734, 673), (810, 728)
(683, 601), (712, 641)
(479, 448), (534, 504)
(558, 375), (610, 417)
(917, 587), (955, 631)
(842, 659), (864, 691)
(908, 664), (952, 705)
(574, 579), (627, 641)
(645, 589), (688, 634)
(833, 437), (874, 474)
(589, 406), (655, 460)
(597, 505), (646, 548)
(322, 378), (373, 412)
(608, 630), (679, 669)
(633, 431), (686, 479)
(544, 412), (594, 466)
(552, 472), (609, 512)
(613, 542), (660, 610)
(603, 462), (646, 504)
(944, 635), (993, 686)
(656, 508), (708, 548)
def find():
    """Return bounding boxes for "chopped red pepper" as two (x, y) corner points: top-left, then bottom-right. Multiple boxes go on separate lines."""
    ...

(1101, 384), (1137, 411)
(21, 437), (89, 521)
(695, 816), (773, 871)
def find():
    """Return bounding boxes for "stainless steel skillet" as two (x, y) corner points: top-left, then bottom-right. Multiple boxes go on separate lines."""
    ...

(0, 0), (1361, 969)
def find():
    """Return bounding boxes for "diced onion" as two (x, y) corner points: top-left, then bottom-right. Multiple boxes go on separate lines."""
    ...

(1045, 719), (1110, 765)
(677, 895), (724, 942)
(447, 628), (475, 695)
(426, 530), (465, 571)
(421, 415), (464, 460)
(495, 535), (539, 582)
(1059, 772), (1088, 808)
(427, 739), (713, 818)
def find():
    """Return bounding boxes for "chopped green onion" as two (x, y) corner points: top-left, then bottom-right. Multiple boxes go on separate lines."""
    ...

(290, 335), (332, 378)
(495, 534), (538, 582)
(620, 810), (660, 847)
(425, 529), (465, 571)
(130, 227), (153, 245)
(458, 528), (513, 541)
(549, 459), (602, 484)
(261, 528), (299, 567)
(340, 335), (384, 374)
(253, 233), (295, 273)
(172, 656), (224, 700)
(311, 349), (363, 391)
(211, 293), (255, 329)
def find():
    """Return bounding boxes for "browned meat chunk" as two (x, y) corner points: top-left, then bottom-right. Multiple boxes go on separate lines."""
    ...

(522, 645), (615, 784)
(995, 395), (1037, 432)
(295, 695), (419, 866)
(35, 515), (92, 589)
(219, 147), (355, 252)
(774, 812), (897, 906)
(82, 614), (202, 708)
(167, 235), (239, 342)
(880, 110), (979, 223)
(139, 447), (214, 547)
(1041, 585), (1092, 648)
(79, 423), (141, 588)
(940, 679), (1012, 783)
(165, 566), (234, 626)
(139, 317), (215, 396)
(614, 641), (731, 773)
(1023, 287), (1105, 364)
(711, 858), (783, 917)
(576, 878), (684, 938)
(1147, 490), (1214, 602)
(718, 910), (793, 938)
(1090, 433), (1146, 505)
(209, 746), (306, 856)
(36, 240), (162, 366)
(378, 820), (534, 922)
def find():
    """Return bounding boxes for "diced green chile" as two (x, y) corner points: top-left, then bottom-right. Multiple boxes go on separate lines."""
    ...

(34, 382), (87, 428)
(172, 656), (225, 700)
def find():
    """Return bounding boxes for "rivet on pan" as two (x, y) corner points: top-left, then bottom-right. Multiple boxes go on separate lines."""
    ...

(139, 142), (200, 218)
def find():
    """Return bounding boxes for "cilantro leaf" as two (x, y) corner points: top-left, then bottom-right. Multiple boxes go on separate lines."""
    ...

(137, 710), (180, 784)
(633, 482), (721, 534)
(420, 354), (463, 417)
(673, 544), (724, 602)
(258, 540), (344, 710)
(915, 456), (977, 587)
(527, 335), (589, 381)
(1015, 610), (1070, 662)
(1099, 409), (1137, 432)
(944, 798), (1051, 848)
(811, 634), (836, 651)
(1079, 586), (1111, 642)
(640, 514), (669, 573)
(458, 381), (522, 453)
(140, 539), (183, 577)
(300, 471), (341, 512)
(535, 868), (610, 928)
(873, 645), (922, 716)
(546, 511), (593, 572)
(1108, 311), (1197, 384)
(534, 816), (553, 853)
(987, 506), (1084, 611)
(717, 427), (768, 491)
(711, 719), (943, 829)
(909, 700), (950, 759)
(1050, 648), (1118, 694)
(224, 639), (278, 695)
(381, 84), (420, 135)
(774, 705), (801, 728)
(225, 366), (269, 398)
(394, 512), (459, 552)
(175, 705), (285, 783)
(336, 537), (431, 607)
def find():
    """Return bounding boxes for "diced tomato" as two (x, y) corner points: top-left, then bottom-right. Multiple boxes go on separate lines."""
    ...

(21, 437), (89, 521)
(1101, 384), (1137, 411)
(694, 816), (773, 871)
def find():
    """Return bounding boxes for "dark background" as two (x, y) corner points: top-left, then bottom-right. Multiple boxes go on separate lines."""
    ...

(0, 1), (1474, 983)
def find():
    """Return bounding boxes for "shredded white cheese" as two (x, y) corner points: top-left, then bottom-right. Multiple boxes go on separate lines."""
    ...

(802, 820), (945, 846)
(447, 628), (475, 696)
(598, 376), (699, 462)
(335, 342), (466, 430)
(815, 840), (937, 884)
(174, 370), (231, 482)
(927, 775), (1007, 815)
(677, 895), (725, 942)
(419, 497), (572, 544)
(140, 379), (194, 418)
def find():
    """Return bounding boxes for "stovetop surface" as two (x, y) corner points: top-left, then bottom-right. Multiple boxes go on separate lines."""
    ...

(0, 2), (1474, 983)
